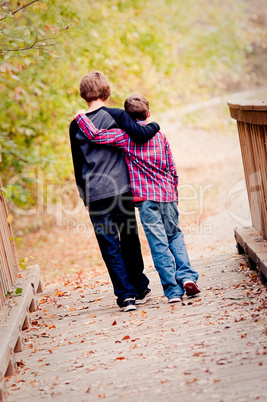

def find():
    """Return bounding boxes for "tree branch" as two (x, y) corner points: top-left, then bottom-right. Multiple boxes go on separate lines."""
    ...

(0, 0), (40, 22)
(0, 26), (69, 52)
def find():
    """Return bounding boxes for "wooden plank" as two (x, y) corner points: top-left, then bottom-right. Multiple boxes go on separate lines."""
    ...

(229, 108), (267, 125)
(4, 255), (267, 401)
(228, 100), (267, 237)
(0, 205), (13, 292)
(0, 178), (18, 283)
(237, 122), (261, 232)
(235, 118), (267, 239)
(0, 265), (42, 388)
(0, 379), (7, 402)
(235, 226), (267, 280)
(0, 177), (19, 304)
(250, 124), (267, 238)
(0, 180), (18, 277)
(228, 99), (267, 111)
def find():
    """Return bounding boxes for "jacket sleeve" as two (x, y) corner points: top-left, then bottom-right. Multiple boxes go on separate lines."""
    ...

(69, 120), (86, 205)
(104, 107), (160, 144)
(75, 114), (127, 148)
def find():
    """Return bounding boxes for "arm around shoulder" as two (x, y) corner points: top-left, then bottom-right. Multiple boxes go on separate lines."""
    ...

(105, 108), (160, 144)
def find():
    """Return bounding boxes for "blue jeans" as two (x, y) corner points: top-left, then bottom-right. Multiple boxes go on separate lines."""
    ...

(136, 201), (198, 299)
(89, 193), (149, 307)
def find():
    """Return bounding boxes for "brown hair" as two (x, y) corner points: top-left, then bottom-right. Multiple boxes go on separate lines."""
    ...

(124, 94), (149, 121)
(79, 71), (111, 103)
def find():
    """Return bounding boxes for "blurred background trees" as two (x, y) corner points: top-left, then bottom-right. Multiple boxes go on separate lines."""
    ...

(0, 0), (266, 203)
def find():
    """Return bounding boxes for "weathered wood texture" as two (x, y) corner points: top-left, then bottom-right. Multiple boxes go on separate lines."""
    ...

(228, 100), (267, 239)
(235, 226), (267, 280)
(0, 265), (43, 402)
(0, 146), (19, 309)
(4, 254), (267, 401)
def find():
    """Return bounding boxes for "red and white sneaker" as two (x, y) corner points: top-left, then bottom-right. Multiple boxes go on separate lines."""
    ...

(184, 281), (200, 297)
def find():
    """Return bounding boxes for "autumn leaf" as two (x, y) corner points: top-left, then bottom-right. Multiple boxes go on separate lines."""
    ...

(7, 214), (13, 224)
(141, 311), (147, 318)
(54, 291), (64, 297)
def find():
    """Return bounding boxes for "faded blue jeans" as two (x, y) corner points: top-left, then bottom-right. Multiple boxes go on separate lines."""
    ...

(136, 201), (199, 299)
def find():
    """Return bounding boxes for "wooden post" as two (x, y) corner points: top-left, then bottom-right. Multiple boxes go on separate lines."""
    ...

(0, 149), (43, 394)
(228, 100), (267, 281)
(228, 100), (267, 239)
(0, 145), (19, 309)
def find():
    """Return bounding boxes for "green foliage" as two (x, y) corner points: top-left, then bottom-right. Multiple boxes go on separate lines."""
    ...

(5, 287), (23, 298)
(15, 287), (23, 294)
(19, 257), (27, 269)
(0, 0), (264, 206)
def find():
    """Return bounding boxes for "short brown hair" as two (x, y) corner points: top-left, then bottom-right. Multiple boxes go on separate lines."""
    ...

(124, 94), (149, 121)
(80, 71), (111, 103)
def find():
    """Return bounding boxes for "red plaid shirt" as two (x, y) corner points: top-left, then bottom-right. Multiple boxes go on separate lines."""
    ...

(76, 114), (178, 203)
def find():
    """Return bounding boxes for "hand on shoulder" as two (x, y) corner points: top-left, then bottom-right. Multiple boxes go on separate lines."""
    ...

(74, 109), (87, 119)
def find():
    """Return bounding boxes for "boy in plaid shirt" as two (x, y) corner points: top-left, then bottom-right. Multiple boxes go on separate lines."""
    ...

(75, 95), (200, 302)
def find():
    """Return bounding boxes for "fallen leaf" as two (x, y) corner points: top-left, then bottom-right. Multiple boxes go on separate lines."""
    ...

(141, 311), (147, 318)
(7, 214), (13, 224)
(54, 291), (65, 297)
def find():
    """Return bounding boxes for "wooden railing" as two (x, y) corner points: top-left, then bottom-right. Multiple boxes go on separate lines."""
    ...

(0, 146), (19, 308)
(228, 100), (267, 239)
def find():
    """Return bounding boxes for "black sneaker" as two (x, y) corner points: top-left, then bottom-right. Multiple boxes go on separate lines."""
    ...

(121, 298), (136, 312)
(136, 288), (152, 305)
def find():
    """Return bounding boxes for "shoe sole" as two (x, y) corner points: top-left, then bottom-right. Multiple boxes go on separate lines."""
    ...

(184, 282), (200, 297)
(168, 298), (182, 303)
(123, 305), (136, 312)
(135, 290), (152, 305)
